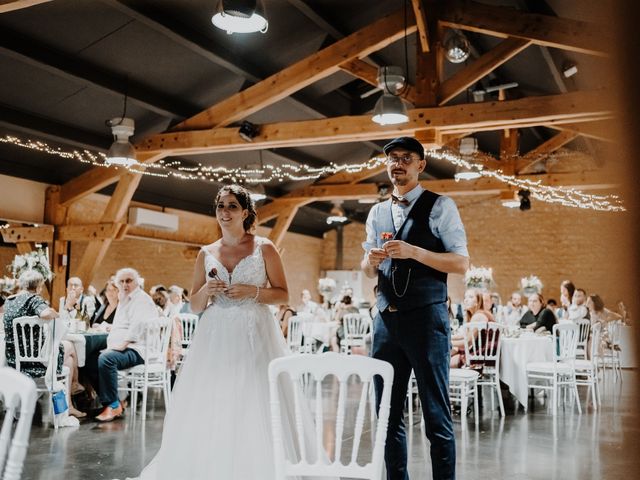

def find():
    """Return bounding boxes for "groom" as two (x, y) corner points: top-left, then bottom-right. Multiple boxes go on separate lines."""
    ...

(361, 136), (470, 480)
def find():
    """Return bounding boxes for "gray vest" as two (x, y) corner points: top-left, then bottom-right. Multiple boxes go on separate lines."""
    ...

(376, 190), (448, 312)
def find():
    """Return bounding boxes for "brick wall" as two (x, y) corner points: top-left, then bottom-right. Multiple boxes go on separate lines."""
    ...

(320, 195), (631, 308)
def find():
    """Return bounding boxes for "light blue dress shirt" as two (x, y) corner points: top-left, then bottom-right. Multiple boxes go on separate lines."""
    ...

(363, 184), (469, 258)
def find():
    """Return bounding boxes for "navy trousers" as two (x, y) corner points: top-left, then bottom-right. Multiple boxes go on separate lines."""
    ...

(97, 348), (143, 406)
(371, 303), (455, 480)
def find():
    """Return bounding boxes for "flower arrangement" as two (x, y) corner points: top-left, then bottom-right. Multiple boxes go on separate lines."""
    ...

(8, 249), (53, 282)
(520, 275), (543, 294)
(464, 265), (493, 289)
(317, 277), (337, 297)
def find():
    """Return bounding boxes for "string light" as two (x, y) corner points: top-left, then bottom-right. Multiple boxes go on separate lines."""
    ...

(427, 149), (625, 212)
(0, 134), (625, 211)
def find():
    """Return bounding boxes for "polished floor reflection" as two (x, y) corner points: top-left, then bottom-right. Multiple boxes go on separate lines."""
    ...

(20, 370), (640, 480)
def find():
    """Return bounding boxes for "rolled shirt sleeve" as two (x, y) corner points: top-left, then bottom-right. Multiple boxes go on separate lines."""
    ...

(362, 203), (382, 258)
(429, 196), (469, 257)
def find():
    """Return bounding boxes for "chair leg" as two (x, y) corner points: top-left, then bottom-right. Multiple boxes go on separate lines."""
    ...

(590, 375), (598, 411)
(473, 382), (479, 427)
(495, 380), (505, 417)
(552, 377), (558, 416)
(141, 377), (148, 421)
(460, 382), (468, 423)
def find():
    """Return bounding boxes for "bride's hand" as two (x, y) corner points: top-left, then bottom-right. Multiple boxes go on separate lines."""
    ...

(224, 284), (257, 300)
(203, 279), (227, 296)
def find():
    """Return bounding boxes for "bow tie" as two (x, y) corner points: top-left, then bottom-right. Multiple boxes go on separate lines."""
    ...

(391, 194), (410, 206)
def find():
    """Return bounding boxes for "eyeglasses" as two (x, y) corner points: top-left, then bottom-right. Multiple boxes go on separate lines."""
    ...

(119, 278), (135, 284)
(385, 154), (417, 165)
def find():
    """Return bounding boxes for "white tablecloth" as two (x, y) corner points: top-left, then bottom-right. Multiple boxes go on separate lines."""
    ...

(64, 333), (87, 367)
(499, 334), (554, 408)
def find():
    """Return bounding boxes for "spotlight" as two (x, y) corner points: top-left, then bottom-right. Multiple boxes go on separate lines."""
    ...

(238, 120), (260, 142)
(443, 30), (470, 64)
(518, 189), (531, 211)
(105, 117), (137, 166)
(326, 201), (348, 224)
(211, 0), (268, 34)
(563, 62), (578, 78)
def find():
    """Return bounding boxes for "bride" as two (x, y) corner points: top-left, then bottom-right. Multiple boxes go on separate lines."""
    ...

(132, 184), (320, 479)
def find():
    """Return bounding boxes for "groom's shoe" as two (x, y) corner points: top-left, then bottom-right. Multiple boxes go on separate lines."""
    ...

(96, 404), (124, 422)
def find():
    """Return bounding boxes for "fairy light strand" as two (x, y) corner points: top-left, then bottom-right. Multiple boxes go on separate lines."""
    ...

(0, 134), (625, 211)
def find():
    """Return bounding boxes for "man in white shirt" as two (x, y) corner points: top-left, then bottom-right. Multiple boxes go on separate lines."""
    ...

(96, 267), (157, 422)
(504, 291), (528, 326)
(59, 276), (96, 326)
(567, 288), (589, 321)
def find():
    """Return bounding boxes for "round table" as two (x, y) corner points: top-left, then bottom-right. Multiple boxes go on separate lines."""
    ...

(65, 332), (108, 367)
(499, 333), (554, 409)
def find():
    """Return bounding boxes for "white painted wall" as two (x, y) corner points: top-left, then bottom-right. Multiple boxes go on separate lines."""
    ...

(0, 174), (48, 223)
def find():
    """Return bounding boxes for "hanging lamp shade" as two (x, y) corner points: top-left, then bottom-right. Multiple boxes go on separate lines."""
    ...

(105, 117), (137, 167)
(212, 0), (268, 34)
(372, 94), (410, 125)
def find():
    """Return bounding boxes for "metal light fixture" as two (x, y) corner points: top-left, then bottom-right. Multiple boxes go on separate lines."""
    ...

(238, 120), (259, 142)
(212, 0), (268, 34)
(372, 66), (410, 125)
(518, 189), (531, 211)
(454, 170), (482, 181)
(326, 201), (348, 224)
(500, 190), (520, 209)
(246, 182), (267, 202)
(443, 30), (470, 64)
(106, 117), (137, 166)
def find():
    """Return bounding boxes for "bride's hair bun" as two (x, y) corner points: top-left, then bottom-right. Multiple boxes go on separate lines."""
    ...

(214, 184), (257, 232)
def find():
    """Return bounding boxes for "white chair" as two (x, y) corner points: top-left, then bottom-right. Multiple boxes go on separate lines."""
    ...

(268, 352), (393, 480)
(574, 319), (591, 360)
(176, 313), (199, 368)
(600, 320), (623, 382)
(574, 322), (601, 410)
(526, 323), (582, 415)
(462, 321), (505, 417)
(449, 369), (480, 427)
(286, 316), (304, 354)
(341, 313), (370, 355)
(0, 368), (38, 480)
(118, 317), (172, 420)
(12, 316), (70, 429)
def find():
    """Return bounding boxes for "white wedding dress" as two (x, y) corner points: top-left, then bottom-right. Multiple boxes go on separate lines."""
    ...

(132, 239), (327, 480)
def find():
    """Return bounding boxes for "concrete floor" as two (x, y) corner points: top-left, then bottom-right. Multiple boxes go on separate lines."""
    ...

(18, 370), (640, 480)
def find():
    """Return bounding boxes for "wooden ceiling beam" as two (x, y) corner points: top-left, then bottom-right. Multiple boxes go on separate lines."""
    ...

(411, 0), (430, 52)
(0, 0), (52, 13)
(268, 204), (301, 247)
(516, 131), (580, 173)
(440, 0), (608, 57)
(0, 225), (54, 243)
(171, 9), (417, 131)
(438, 37), (531, 105)
(552, 122), (614, 143)
(57, 223), (124, 241)
(58, 152), (163, 207)
(138, 91), (611, 155)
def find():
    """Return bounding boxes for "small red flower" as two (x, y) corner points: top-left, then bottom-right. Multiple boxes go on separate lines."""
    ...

(208, 267), (220, 280)
(381, 232), (393, 241)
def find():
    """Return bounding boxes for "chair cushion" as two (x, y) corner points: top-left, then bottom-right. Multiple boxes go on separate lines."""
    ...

(526, 362), (574, 374)
(450, 369), (480, 381)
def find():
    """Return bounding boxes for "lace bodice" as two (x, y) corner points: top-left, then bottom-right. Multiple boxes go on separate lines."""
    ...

(202, 240), (268, 309)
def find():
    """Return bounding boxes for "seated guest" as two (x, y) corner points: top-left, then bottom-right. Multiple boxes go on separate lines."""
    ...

(297, 289), (319, 315)
(521, 293), (556, 332)
(450, 288), (494, 368)
(504, 292), (527, 326)
(152, 290), (170, 316)
(4, 270), (85, 417)
(557, 279), (576, 320)
(96, 268), (157, 422)
(567, 288), (589, 321)
(587, 294), (622, 355)
(60, 276), (96, 326)
(331, 295), (360, 352)
(276, 304), (297, 338)
(167, 285), (185, 317)
(93, 277), (119, 328)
